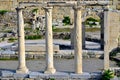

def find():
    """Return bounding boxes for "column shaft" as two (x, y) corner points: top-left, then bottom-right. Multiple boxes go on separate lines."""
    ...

(16, 7), (28, 73)
(44, 7), (56, 74)
(100, 12), (104, 50)
(82, 22), (85, 49)
(104, 9), (110, 70)
(74, 6), (82, 74)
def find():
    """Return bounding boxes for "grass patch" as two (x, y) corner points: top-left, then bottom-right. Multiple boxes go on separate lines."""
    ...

(32, 8), (38, 13)
(0, 57), (18, 61)
(0, 10), (8, 15)
(24, 27), (32, 31)
(25, 35), (42, 40)
(85, 27), (100, 32)
(53, 28), (71, 32)
(8, 37), (17, 43)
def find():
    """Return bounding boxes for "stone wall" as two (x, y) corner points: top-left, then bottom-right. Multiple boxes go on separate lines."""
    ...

(0, 0), (14, 11)
(0, 0), (119, 11)
(108, 11), (120, 51)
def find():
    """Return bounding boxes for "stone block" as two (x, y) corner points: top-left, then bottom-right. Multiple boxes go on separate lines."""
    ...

(13, 73), (29, 78)
(29, 72), (69, 79)
(29, 72), (45, 79)
(70, 72), (91, 79)
(47, 72), (69, 79)
(110, 76), (119, 80)
(1, 70), (14, 77)
(90, 72), (102, 79)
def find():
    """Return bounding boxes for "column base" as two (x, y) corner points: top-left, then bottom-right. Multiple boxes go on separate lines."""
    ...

(16, 67), (29, 74)
(44, 68), (56, 74)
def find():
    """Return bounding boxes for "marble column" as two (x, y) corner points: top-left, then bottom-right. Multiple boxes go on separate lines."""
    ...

(104, 7), (110, 70)
(44, 7), (56, 74)
(100, 12), (104, 50)
(73, 6), (83, 74)
(16, 7), (29, 73)
(82, 22), (85, 49)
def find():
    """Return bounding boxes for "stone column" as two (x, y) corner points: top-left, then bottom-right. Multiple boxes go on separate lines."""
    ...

(73, 6), (83, 74)
(104, 7), (110, 70)
(71, 28), (74, 49)
(16, 7), (29, 73)
(44, 7), (56, 74)
(100, 12), (104, 50)
(82, 22), (85, 49)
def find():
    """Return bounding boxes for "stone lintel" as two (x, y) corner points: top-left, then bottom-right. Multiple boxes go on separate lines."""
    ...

(78, 1), (111, 6)
(19, 2), (46, 8)
(47, 2), (75, 7)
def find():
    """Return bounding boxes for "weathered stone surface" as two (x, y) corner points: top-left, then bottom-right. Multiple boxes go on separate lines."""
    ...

(70, 72), (91, 79)
(11, 45), (59, 53)
(1, 71), (14, 77)
(30, 71), (69, 79)
(90, 72), (102, 79)
(0, 70), (103, 80)
(13, 73), (29, 78)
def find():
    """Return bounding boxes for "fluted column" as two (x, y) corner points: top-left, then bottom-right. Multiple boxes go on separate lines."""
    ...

(104, 7), (110, 70)
(16, 7), (29, 73)
(44, 7), (56, 74)
(73, 6), (83, 74)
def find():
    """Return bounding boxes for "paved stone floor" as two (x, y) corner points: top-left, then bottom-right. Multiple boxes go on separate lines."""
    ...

(0, 58), (117, 73)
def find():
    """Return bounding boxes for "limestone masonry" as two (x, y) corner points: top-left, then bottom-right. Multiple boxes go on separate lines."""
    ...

(0, 0), (120, 11)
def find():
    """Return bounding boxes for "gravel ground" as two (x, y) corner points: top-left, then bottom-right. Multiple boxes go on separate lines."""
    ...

(0, 58), (117, 73)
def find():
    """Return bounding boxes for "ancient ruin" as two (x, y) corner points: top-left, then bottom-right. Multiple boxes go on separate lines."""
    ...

(0, 0), (120, 79)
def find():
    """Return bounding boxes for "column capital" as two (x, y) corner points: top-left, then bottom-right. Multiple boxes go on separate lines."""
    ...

(73, 6), (84, 11)
(103, 5), (111, 11)
(16, 7), (25, 11)
(43, 7), (53, 12)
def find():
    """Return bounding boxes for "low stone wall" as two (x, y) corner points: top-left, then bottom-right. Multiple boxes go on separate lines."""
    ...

(11, 44), (59, 53)
(0, 50), (103, 59)
(0, 71), (102, 80)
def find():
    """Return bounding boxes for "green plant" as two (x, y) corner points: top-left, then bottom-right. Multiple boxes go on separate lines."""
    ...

(8, 37), (17, 42)
(102, 69), (114, 80)
(109, 47), (120, 57)
(62, 16), (71, 25)
(53, 28), (71, 32)
(2, 38), (4, 41)
(85, 27), (100, 32)
(25, 35), (42, 40)
(0, 10), (8, 15)
(85, 17), (100, 27)
(63, 35), (70, 40)
(24, 27), (32, 31)
(32, 8), (38, 13)
(49, 78), (55, 80)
